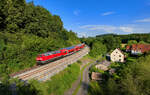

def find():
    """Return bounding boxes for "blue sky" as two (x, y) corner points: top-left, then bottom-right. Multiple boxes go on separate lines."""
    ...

(26, 0), (150, 37)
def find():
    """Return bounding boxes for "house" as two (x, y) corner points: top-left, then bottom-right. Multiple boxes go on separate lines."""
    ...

(95, 64), (108, 71)
(91, 72), (102, 81)
(126, 45), (131, 52)
(101, 60), (111, 67)
(126, 44), (150, 55)
(110, 48), (125, 62)
(95, 60), (111, 71)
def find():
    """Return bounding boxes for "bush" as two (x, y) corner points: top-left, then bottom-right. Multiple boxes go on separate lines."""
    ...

(88, 55), (150, 95)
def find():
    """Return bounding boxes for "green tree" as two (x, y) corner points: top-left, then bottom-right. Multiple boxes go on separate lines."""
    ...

(128, 40), (138, 45)
(90, 41), (107, 57)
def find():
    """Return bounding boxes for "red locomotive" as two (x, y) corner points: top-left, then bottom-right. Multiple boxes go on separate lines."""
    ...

(36, 43), (85, 65)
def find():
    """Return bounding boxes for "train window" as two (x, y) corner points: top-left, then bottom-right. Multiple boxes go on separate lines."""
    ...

(51, 52), (55, 54)
(53, 52), (57, 54)
(45, 54), (48, 56)
(48, 53), (51, 55)
(38, 55), (43, 57)
(55, 51), (61, 53)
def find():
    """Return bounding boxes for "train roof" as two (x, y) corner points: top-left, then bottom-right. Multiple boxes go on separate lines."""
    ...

(77, 44), (82, 46)
(61, 44), (83, 50)
(63, 46), (75, 50)
(39, 44), (84, 56)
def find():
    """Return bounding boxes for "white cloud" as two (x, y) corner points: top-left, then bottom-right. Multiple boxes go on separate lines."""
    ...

(119, 27), (133, 33)
(77, 32), (87, 38)
(73, 10), (80, 16)
(101, 11), (115, 16)
(80, 25), (134, 33)
(135, 18), (150, 23)
(77, 23), (150, 37)
(80, 25), (116, 33)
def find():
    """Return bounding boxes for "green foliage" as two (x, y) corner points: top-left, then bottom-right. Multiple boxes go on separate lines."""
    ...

(88, 54), (150, 95)
(103, 36), (121, 50)
(109, 62), (121, 68)
(88, 81), (103, 95)
(96, 33), (150, 44)
(89, 41), (107, 57)
(128, 40), (138, 45)
(0, 0), (80, 75)
(0, 63), (80, 95)
(0, 1), (81, 94)
(82, 34), (121, 57)
(139, 41), (147, 44)
(47, 63), (80, 95)
(90, 65), (104, 74)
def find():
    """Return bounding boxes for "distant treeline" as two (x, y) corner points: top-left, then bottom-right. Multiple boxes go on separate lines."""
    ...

(81, 33), (150, 57)
(96, 33), (150, 43)
(0, 0), (80, 76)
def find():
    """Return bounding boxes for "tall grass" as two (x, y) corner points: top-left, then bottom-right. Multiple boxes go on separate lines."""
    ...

(47, 63), (80, 95)
(0, 63), (81, 95)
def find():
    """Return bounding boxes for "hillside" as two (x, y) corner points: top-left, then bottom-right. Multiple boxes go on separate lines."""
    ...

(0, 0), (80, 77)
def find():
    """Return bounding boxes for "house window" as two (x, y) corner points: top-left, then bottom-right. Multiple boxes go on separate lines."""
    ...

(116, 52), (118, 53)
(119, 55), (121, 57)
(119, 59), (121, 62)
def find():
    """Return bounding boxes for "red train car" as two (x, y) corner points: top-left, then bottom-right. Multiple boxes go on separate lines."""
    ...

(36, 43), (85, 65)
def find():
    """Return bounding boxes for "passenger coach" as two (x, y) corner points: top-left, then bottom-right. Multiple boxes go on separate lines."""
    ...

(36, 43), (85, 65)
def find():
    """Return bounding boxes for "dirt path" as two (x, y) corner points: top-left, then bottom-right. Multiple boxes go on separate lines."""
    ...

(64, 73), (81, 95)
(77, 62), (96, 95)
(64, 61), (88, 95)
(64, 61), (96, 95)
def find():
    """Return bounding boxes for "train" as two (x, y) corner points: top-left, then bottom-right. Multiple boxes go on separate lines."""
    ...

(36, 43), (85, 65)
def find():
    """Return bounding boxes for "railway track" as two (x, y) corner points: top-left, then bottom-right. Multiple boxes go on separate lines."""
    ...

(11, 46), (89, 81)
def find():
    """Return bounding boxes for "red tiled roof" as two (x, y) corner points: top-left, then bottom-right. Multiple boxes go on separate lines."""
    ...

(126, 45), (131, 50)
(127, 44), (150, 53)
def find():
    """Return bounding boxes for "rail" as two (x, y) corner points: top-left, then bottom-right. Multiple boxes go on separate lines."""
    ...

(11, 46), (90, 82)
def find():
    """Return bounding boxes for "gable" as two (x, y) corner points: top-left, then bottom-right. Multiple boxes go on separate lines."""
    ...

(111, 49), (124, 56)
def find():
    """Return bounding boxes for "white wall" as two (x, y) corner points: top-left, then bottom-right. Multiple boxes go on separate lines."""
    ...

(110, 49), (124, 62)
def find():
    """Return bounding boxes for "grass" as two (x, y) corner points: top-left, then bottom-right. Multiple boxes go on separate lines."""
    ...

(46, 63), (80, 95)
(126, 56), (137, 62)
(4, 55), (95, 95)
(72, 62), (92, 95)
(15, 62), (82, 95)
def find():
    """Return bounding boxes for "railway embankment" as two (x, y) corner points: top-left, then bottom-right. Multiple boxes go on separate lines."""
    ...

(11, 46), (89, 81)
(8, 50), (92, 95)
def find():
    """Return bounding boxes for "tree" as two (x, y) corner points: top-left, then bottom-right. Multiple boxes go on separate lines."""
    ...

(90, 41), (107, 57)
(139, 41), (147, 44)
(128, 40), (137, 45)
(103, 36), (121, 51)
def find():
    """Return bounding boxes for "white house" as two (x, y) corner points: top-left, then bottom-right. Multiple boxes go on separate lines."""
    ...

(110, 48), (125, 62)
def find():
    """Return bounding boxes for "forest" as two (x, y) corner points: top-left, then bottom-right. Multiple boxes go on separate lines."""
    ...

(81, 33), (150, 57)
(0, 0), (80, 78)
